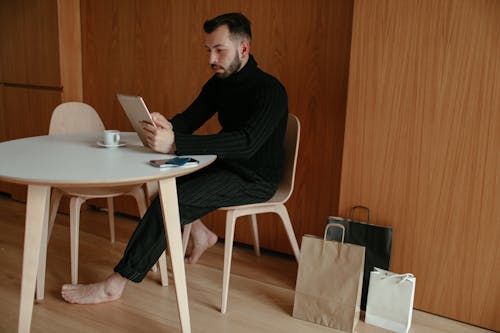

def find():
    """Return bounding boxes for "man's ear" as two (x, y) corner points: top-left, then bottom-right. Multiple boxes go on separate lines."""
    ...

(240, 39), (250, 58)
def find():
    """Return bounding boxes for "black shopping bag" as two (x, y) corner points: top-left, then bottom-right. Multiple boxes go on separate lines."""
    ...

(326, 206), (392, 310)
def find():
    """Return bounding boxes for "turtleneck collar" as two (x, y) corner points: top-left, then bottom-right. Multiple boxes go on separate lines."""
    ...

(215, 54), (258, 84)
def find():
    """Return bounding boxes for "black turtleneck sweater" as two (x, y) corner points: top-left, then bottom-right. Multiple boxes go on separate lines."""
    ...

(170, 55), (288, 185)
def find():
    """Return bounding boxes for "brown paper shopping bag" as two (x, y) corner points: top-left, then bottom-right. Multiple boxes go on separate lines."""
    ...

(293, 223), (365, 332)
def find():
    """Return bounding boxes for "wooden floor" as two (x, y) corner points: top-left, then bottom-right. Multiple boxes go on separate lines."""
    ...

(0, 194), (494, 333)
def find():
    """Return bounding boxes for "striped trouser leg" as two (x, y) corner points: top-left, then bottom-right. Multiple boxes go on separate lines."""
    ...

(114, 164), (276, 282)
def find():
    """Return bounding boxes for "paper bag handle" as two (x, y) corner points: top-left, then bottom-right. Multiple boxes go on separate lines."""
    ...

(324, 223), (345, 243)
(349, 205), (371, 224)
(373, 268), (414, 283)
(386, 273), (414, 283)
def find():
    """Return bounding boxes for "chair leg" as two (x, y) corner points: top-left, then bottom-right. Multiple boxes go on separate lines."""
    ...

(182, 223), (192, 255)
(275, 205), (300, 262)
(130, 186), (148, 217)
(70, 197), (86, 284)
(250, 214), (261, 256)
(158, 251), (169, 286)
(221, 210), (237, 314)
(106, 197), (115, 244)
(145, 181), (159, 206)
(48, 189), (63, 242)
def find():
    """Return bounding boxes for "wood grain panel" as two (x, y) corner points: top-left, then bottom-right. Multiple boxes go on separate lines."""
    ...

(341, 0), (499, 330)
(57, 0), (83, 101)
(23, 0), (61, 86)
(0, 85), (5, 141)
(0, 1), (64, 200)
(2, 87), (60, 140)
(3, 86), (30, 140)
(28, 88), (62, 136)
(0, 85), (10, 195)
(0, 0), (28, 83)
(0, 0), (61, 87)
(81, 0), (353, 254)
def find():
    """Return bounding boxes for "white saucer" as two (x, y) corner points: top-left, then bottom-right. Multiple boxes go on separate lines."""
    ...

(97, 141), (126, 148)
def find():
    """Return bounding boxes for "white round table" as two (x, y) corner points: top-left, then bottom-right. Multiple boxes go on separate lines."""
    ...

(0, 132), (215, 333)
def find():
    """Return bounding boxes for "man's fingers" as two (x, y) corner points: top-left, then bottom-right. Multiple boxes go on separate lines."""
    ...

(140, 120), (174, 153)
(141, 121), (157, 134)
(151, 113), (172, 129)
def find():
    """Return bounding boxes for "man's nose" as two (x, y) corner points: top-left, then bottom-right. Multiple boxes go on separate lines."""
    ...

(209, 51), (217, 64)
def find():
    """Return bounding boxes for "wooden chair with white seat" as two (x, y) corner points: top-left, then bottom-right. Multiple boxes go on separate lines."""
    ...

(47, 102), (168, 285)
(182, 113), (302, 313)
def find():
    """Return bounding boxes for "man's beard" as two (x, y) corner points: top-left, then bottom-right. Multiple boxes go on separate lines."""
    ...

(214, 53), (241, 79)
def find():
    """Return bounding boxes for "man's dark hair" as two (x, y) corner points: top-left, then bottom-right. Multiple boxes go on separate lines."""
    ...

(203, 12), (252, 41)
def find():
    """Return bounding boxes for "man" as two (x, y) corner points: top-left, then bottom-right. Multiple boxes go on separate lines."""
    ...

(61, 12), (288, 304)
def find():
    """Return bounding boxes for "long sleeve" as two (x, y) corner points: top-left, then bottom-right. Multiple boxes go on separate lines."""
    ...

(168, 55), (288, 184)
(174, 78), (287, 160)
(170, 83), (216, 134)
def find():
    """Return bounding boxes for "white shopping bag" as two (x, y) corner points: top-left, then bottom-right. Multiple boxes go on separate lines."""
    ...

(365, 268), (416, 333)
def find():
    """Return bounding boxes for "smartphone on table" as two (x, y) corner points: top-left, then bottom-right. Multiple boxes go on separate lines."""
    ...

(149, 157), (199, 168)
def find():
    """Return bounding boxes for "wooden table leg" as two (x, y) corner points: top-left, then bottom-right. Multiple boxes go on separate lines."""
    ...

(158, 178), (191, 333)
(35, 188), (51, 300)
(19, 185), (50, 333)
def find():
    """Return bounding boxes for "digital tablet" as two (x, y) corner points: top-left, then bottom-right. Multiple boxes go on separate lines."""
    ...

(117, 93), (156, 146)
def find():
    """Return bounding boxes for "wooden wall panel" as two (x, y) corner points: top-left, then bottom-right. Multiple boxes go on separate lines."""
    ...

(0, 0), (61, 87)
(28, 88), (62, 135)
(57, 0), (83, 102)
(3, 87), (30, 140)
(0, 85), (4, 141)
(0, 85), (9, 195)
(81, 0), (354, 254)
(2, 87), (60, 140)
(0, 1), (28, 84)
(341, 0), (499, 330)
(0, 1), (67, 200)
(23, 0), (61, 87)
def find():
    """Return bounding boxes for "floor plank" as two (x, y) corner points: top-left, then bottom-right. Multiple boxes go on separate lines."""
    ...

(0, 195), (494, 332)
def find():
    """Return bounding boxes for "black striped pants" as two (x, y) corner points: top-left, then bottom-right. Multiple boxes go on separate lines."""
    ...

(114, 161), (276, 282)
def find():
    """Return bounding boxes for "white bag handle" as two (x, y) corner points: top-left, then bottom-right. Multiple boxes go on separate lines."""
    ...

(374, 268), (414, 284)
(388, 273), (414, 283)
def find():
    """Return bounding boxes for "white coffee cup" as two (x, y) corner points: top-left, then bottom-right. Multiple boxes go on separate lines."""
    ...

(103, 130), (120, 146)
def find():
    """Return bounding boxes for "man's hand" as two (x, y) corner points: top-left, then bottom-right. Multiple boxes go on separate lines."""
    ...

(141, 113), (175, 153)
(150, 112), (172, 130)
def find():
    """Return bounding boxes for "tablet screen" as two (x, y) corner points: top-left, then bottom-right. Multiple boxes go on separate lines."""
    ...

(117, 93), (156, 147)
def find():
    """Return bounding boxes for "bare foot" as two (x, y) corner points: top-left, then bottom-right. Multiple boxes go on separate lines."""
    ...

(61, 273), (127, 304)
(185, 220), (218, 264)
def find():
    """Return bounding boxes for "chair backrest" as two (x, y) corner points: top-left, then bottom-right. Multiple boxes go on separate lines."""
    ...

(49, 102), (105, 135)
(271, 114), (300, 203)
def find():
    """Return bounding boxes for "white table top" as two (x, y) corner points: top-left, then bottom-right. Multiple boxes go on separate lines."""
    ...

(2, 132), (208, 332)
(0, 132), (216, 187)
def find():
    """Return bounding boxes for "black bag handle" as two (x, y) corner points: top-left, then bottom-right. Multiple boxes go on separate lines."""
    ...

(349, 205), (371, 224)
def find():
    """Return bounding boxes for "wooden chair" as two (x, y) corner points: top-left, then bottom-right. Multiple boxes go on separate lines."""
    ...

(47, 102), (150, 284)
(183, 114), (301, 313)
